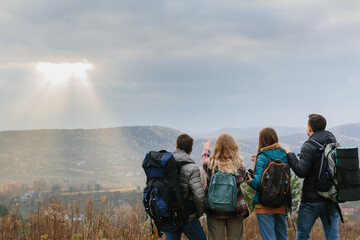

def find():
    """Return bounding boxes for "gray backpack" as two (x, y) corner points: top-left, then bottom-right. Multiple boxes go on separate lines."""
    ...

(310, 140), (360, 203)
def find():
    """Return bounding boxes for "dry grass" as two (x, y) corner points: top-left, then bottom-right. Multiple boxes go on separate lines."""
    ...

(0, 199), (359, 240)
(242, 213), (360, 240)
(0, 198), (164, 240)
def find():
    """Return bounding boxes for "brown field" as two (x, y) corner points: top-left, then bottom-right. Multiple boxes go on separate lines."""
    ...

(61, 188), (137, 196)
(1, 199), (359, 240)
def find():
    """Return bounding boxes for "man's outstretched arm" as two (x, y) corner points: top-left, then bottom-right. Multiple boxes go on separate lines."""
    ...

(285, 145), (313, 178)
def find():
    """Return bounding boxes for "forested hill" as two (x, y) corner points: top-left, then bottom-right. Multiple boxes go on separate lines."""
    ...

(329, 123), (360, 146)
(0, 124), (359, 186)
(0, 126), (181, 185)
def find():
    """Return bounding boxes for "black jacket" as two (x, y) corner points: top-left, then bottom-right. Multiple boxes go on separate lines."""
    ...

(287, 130), (337, 202)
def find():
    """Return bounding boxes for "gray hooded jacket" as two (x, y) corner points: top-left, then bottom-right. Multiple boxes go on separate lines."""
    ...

(172, 149), (205, 221)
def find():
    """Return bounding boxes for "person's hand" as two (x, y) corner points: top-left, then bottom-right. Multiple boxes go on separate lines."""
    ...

(251, 154), (256, 162)
(246, 174), (253, 184)
(203, 138), (211, 150)
(284, 147), (291, 154)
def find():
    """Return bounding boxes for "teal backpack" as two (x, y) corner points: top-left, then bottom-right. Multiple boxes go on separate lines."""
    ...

(207, 170), (237, 211)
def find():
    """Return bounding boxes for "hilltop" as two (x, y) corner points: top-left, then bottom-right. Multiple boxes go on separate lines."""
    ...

(196, 126), (304, 139)
(0, 126), (181, 186)
(0, 124), (359, 186)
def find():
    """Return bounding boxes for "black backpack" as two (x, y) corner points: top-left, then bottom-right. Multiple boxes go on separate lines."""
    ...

(257, 153), (291, 209)
(309, 139), (360, 203)
(142, 150), (187, 237)
(309, 139), (360, 224)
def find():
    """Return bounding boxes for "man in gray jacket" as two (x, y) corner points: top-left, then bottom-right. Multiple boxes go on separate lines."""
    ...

(165, 134), (206, 240)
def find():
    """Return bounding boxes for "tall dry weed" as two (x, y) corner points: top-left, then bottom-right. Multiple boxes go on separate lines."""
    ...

(0, 199), (359, 240)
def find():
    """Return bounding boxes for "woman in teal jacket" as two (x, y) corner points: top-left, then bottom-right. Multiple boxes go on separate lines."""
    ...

(246, 127), (290, 240)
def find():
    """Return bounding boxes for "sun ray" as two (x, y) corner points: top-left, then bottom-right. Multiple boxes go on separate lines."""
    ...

(35, 62), (93, 86)
(11, 61), (114, 130)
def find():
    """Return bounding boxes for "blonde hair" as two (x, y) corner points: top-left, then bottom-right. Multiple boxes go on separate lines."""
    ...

(208, 133), (243, 175)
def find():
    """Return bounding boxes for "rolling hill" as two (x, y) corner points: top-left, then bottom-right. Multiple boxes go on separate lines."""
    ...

(196, 126), (304, 139)
(0, 126), (181, 186)
(0, 124), (359, 187)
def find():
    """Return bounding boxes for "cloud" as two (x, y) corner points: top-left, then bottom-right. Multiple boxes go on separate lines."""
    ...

(1, 0), (360, 132)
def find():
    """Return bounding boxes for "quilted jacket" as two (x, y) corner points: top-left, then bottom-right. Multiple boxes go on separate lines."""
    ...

(173, 149), (205, 220)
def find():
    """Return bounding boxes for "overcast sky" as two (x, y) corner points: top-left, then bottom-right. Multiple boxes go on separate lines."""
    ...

(1, 0), (360, 134)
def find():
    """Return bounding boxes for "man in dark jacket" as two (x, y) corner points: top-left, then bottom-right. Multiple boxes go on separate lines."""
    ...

(285, 114), (339, 240)
(165, 134), (206, 240)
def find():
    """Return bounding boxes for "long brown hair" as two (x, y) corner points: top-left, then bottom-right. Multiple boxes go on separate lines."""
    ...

(257, 127), (279, 153)
(208, 133), (243, 175)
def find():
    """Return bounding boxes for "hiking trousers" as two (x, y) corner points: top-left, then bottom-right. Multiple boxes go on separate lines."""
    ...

(256, 213), (287, 240)
(207, 216), (244, 240)
(165, 218), (206, 240)
(297, 202), (339, 240)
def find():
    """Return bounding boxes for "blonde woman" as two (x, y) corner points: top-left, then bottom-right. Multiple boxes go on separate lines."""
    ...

(201, 133), (249, 240)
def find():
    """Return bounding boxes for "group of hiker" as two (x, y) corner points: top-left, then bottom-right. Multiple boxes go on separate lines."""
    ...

(143, 114), (360, 240)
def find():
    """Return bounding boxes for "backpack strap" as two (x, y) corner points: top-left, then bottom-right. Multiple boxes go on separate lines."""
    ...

(325, 202), (344, 225)
(309, 139), (325, 151)
(308, 139), (328, 181)
(260, 151), (284, 164)
(335, 203), (344, 223)
(259, 151), (270, 159)
(256, 152), (271, 169)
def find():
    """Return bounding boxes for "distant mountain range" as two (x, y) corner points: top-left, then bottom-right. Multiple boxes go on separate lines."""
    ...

(0, 123), (359, 186)
(196, 126), (304, 139)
